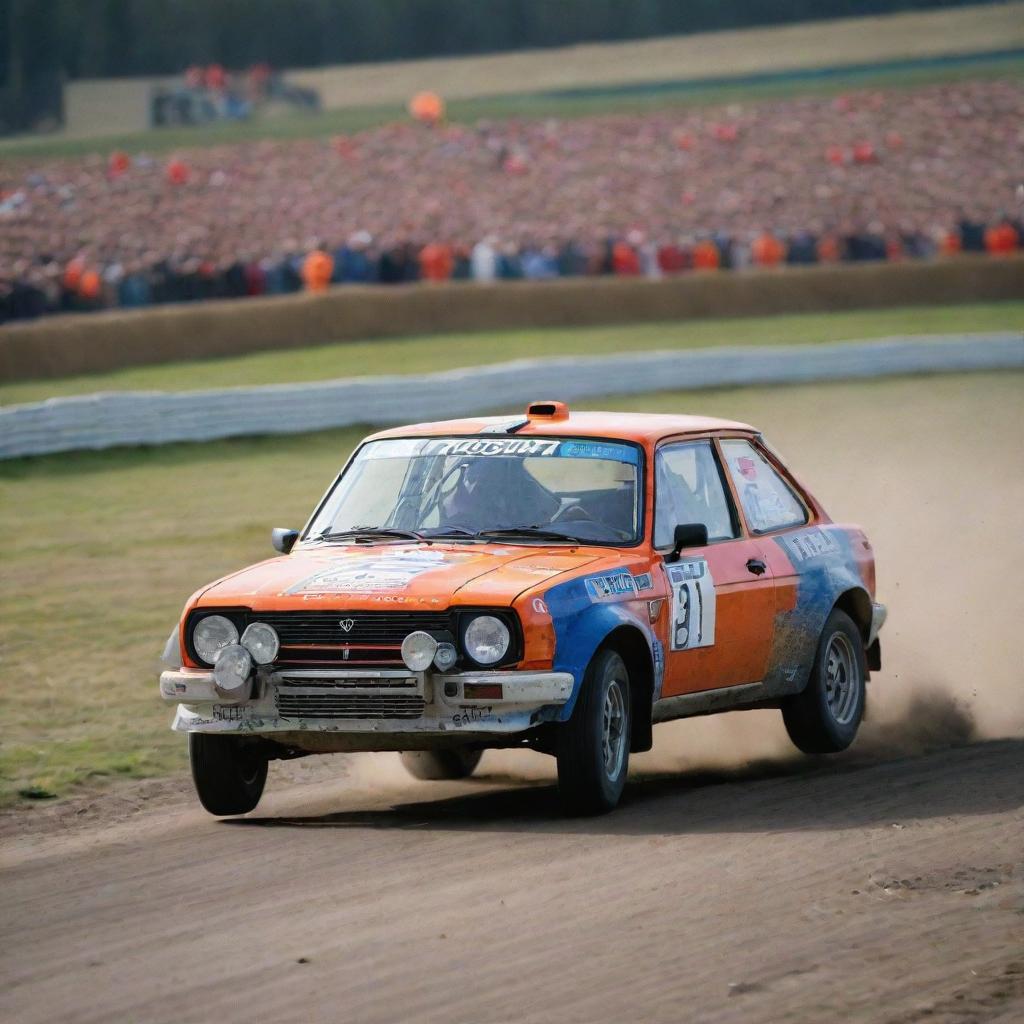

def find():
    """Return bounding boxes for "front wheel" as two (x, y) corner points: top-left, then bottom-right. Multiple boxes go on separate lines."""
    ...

(189, 733), (268, 816)
(556, 649), (631, 816)
(400, 748), (482, 780)
(782, 609), (866, 754)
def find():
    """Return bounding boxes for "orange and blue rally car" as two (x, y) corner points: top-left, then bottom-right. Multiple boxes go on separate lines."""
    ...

(160, 401), (885, 816)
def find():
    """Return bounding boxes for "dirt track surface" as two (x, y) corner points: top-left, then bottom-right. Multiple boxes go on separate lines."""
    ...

(2, 373), (1022, 1023)
(0, 742), (1022, 1024)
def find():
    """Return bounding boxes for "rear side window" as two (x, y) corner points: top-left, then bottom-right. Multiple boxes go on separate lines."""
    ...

(720, 439), (807, 533)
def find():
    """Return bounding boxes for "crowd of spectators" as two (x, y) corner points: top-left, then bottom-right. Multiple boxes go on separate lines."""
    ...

(1, 79), (1021, 324)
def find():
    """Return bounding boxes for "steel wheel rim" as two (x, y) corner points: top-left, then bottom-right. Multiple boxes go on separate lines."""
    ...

(824, 632), (859, 725)
(602, 678), (627, 780)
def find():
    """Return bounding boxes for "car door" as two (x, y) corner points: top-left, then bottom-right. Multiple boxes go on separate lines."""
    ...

(717, 436), (815, 686)
(654, 438), (777, 698)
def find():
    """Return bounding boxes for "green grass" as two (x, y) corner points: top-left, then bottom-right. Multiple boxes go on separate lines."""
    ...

(1, 370), (1021, 806)
(4, 302), (1023, 407)
(2, 55), (1021, 161)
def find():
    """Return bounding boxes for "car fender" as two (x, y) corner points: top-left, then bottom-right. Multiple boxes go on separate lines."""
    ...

(540, 571), (660, 722)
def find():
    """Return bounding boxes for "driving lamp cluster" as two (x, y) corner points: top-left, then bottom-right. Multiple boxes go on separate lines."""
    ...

(191, 615), (280, 699)
(400, 614), (510, 672)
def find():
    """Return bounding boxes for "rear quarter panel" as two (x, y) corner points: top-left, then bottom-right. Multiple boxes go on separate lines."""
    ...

(757, 523), (876, 695)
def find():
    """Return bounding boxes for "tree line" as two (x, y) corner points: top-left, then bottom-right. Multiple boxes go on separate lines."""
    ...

(4, 0), (992, 80)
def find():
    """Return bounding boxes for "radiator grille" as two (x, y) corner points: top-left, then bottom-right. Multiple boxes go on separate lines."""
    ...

(257, 611), (453, 666)
(259, 611), (452, 645)
(276, 689), (425, 720)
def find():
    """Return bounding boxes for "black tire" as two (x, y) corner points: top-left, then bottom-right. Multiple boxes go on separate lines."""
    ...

(556, 649), (631, 816)
(399, 748), (483, 781)
(782, 609), (866, 754)
(188, 733), (268, 816)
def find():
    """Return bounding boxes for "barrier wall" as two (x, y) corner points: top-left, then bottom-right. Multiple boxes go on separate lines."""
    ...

(2, 333), (1020, 459)
(1, 256), (1022, 384)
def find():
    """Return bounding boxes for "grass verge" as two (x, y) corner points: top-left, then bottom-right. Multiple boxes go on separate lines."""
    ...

(3, 301), (1022, 407)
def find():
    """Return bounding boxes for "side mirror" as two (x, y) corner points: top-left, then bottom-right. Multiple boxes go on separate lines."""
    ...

(271, 527), (299, 554)
(667, 523), (708, 562)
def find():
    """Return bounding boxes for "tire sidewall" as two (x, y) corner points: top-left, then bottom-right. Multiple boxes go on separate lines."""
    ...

(585, 650), (631, 806)
(810, 611), (866, 748)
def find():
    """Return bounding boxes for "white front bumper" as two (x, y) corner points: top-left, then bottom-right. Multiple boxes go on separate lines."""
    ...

(161, 666), (574, 738)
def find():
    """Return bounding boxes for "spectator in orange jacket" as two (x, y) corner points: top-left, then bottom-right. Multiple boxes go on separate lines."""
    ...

(302, 246), (334, 292)
(692, 238), (720, 271)
(78, 267), (102, 309)
(419, 242), (454, 281)
(984, 219), (1018, 256)
(611, 240), (640, 275)
(751, 232), (786, 267)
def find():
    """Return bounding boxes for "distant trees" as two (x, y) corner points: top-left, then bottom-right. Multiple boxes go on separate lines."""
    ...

(0, 0), (994, 131)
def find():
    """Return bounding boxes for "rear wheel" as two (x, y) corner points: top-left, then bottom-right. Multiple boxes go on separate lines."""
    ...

(189, 733), (268, 816)
(782, 609), (866, 754)
(400, 748), (483, 781)
(556, 649), (630, 816)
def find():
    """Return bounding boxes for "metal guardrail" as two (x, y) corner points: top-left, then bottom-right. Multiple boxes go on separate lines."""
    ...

(1, 333), (1020, 459)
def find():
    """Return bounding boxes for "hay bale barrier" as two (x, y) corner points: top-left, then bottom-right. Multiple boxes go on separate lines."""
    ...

(1, 257), (1022, 384)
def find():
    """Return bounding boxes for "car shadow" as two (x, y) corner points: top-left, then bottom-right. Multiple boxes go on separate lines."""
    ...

(225, 737), (1024, 837)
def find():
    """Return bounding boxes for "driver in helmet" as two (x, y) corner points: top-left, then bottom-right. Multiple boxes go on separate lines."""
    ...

(440, 456), (558, 532)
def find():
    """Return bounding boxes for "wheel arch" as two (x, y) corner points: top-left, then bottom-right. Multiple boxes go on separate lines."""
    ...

(833, 586), (872, 643)
(598, 625), (655, 754)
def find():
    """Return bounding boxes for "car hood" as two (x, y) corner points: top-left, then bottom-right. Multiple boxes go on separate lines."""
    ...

(195, 542), (607, 611)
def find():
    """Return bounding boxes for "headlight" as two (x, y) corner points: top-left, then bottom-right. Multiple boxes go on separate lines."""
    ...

(193, 614), (239, 665)
(401, 630), (438, 672)
(433, 641), (458, 672)
(212, 644), (253, 700)
(241, 622), (279, 665)
(463, 615), (510, 665)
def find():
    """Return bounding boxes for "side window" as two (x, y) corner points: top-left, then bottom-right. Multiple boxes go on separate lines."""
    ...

(720, 439), (807, 533)
(654, 441), (736, 548)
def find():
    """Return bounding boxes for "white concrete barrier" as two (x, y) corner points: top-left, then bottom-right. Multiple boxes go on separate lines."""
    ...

(1, 333), (1020, 459)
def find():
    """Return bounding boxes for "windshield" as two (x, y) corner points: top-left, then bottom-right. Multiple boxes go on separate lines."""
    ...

(306, 436), (642, 544)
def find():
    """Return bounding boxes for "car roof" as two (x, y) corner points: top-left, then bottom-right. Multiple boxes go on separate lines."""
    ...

(367, 405), (758, 445)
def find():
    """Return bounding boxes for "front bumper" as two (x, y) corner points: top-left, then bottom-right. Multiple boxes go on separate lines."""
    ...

(160, 665), (574, 740)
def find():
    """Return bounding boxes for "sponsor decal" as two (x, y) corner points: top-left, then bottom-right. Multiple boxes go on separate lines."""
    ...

(586, 571), (638, 600)
(632, 572), (654, 592)
(430, 438), (561, 458)
(667, 558), (717, 651)
(783, 529), (840, 563)
(285, 550), (472, 595)
(364, 436), (638, 464)
(556, 440), (640, 464)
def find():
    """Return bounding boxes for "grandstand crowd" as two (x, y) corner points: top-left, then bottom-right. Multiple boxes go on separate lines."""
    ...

(1, 79), (1021, 323)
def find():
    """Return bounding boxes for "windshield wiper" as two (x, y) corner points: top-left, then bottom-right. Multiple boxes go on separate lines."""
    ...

(314, 526), (425, 543)
(475, 526), (583, 543)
